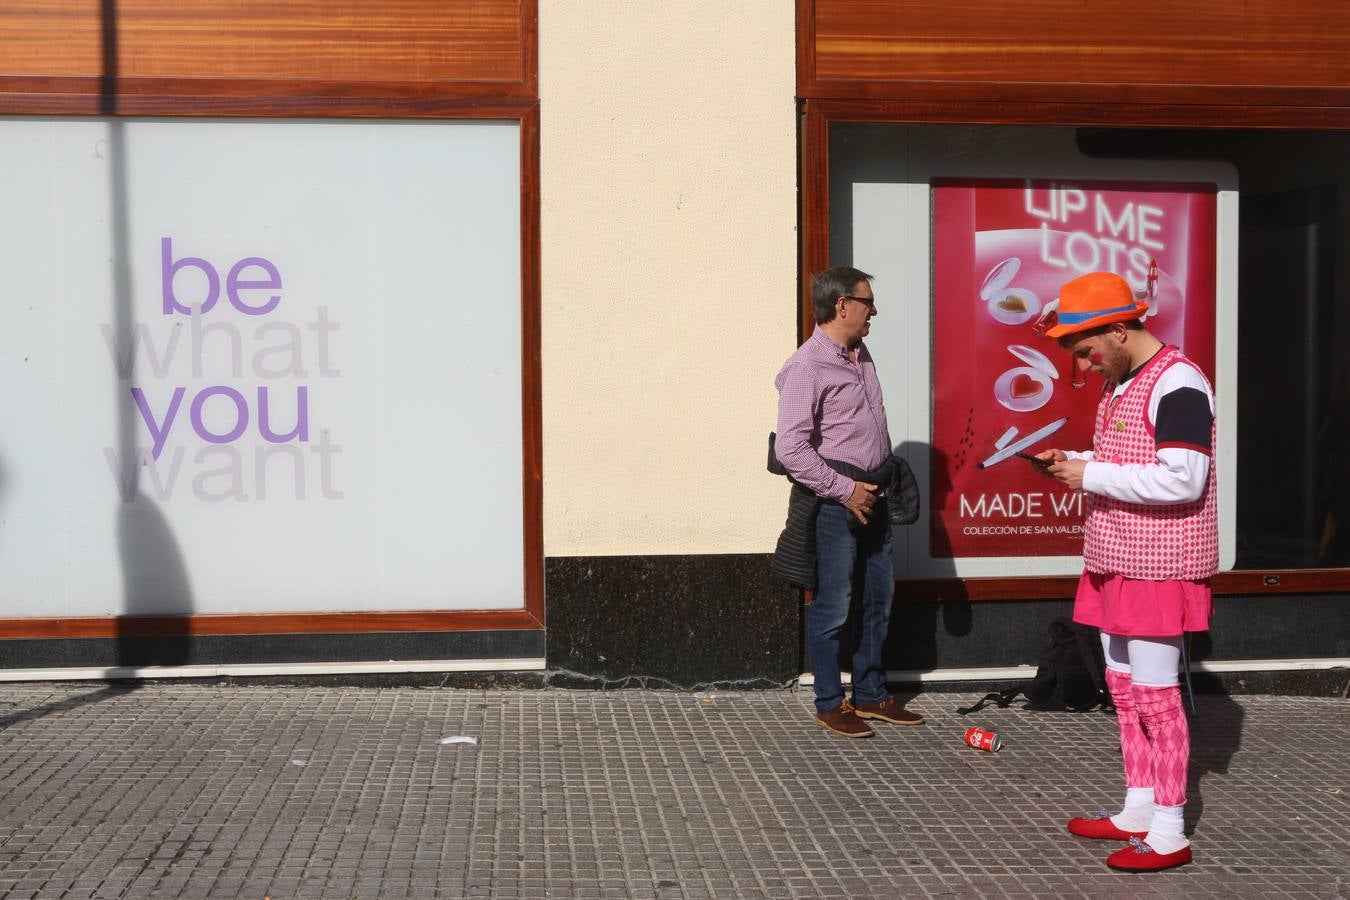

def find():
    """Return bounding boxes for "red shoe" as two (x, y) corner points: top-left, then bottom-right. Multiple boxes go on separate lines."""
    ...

(1067, 810), (1148, 841)
(1106, 837), (1193, 872)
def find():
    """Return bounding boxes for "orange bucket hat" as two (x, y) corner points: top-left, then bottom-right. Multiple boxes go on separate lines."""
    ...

(1044, 271), (1148, 338)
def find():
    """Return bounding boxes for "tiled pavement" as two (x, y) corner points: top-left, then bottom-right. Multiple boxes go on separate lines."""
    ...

(0, 684), (1346, 899)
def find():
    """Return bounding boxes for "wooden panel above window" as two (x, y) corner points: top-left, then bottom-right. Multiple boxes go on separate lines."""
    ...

(801, 0), (1350, 111)
(0, 0), (536, 114)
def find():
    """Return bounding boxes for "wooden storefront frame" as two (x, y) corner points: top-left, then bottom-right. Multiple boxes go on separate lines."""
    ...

(798, 0), (1350, 601)
(0, 2), (544, 637)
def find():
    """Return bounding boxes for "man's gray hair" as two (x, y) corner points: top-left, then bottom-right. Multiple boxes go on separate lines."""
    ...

(811, 266), (873, 324)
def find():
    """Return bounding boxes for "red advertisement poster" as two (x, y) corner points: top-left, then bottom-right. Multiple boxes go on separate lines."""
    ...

(931, 179), (1217, 558)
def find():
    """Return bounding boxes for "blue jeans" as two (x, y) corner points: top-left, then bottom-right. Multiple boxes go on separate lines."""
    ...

(807, 501), (894, 713)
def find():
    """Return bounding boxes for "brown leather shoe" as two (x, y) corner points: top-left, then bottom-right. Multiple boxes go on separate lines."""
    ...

(815, 699), (874, 738)
(854, 696), (924, 726)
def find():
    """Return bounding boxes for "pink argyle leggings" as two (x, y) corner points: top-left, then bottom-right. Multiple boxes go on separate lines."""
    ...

(1102, 635), (1189, 807)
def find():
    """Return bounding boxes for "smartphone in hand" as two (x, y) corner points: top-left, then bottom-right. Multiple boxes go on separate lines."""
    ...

(1016, 451), (1053, 469)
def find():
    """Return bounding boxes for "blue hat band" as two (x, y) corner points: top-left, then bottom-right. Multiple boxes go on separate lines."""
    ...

(1055, 303), (1140, 325)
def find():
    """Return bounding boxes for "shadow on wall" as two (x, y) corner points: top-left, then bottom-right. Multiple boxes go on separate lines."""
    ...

(0, 455), (7, 611)
(102, 7), (194, 672)
(116, 497), (194, 668)
(880, 440), (969, 674)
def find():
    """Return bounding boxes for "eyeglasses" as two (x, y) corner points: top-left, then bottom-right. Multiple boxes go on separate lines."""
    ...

(841, 295), (876, 309)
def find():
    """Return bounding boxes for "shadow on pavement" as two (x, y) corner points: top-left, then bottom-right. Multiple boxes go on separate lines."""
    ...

(0, 685), (135, 732)
(1186, 689), (1246, 834)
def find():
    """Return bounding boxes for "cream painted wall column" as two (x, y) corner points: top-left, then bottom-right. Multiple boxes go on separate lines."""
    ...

(539, 1), (798, 556)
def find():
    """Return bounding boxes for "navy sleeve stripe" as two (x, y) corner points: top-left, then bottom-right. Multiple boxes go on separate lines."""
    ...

(1155, 386), (1213, 450)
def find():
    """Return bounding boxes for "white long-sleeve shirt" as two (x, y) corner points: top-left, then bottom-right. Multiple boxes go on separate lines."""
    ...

(1067, 362), (1214, 505)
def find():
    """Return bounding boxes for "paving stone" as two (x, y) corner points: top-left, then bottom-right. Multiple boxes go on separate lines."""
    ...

(0, 686), (1346, 897)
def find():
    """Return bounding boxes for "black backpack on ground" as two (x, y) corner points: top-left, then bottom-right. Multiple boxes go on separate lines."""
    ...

(958, 617), (1111, 715)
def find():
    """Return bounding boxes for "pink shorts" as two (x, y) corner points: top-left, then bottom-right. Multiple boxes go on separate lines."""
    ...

(1072, 570), (1212, 636)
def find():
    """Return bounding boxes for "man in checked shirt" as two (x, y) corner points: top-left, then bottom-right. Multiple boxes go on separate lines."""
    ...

(773, 267), (924, 738)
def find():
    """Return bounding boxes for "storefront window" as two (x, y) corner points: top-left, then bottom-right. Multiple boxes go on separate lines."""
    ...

(0, 117), (527, 616)
(827, 124), (1350, 573)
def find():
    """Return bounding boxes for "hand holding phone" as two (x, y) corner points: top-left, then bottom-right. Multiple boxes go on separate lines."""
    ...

(1015, 451), (1053, 469)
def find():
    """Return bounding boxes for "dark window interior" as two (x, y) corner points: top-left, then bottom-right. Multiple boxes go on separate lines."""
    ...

(1078, 130), (1349, 569)
(829, 125), (1350, 570)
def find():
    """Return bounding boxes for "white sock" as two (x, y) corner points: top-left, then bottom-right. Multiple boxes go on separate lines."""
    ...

(1110, 786), (1154, 832)
(1144, 804), (1189, 855)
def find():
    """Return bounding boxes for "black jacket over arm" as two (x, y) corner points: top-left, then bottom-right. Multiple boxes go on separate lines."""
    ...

(768, 439), (920, 590)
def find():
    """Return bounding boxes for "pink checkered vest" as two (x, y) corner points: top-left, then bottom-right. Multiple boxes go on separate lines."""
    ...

(1082, 345), (1218, 580)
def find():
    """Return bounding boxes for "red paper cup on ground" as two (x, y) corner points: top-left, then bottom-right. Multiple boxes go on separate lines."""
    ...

(964, 726), (1002, 752)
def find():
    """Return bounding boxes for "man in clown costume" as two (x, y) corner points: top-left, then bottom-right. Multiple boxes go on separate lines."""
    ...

(1036, 270), (1217, 873)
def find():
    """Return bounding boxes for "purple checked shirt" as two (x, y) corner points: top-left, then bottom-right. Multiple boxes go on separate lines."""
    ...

(774, 328), (892, 503)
